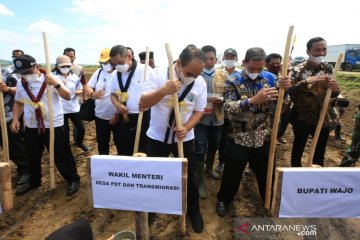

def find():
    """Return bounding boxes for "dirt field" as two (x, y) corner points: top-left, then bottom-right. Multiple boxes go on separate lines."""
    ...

(0, 71), (359, 240)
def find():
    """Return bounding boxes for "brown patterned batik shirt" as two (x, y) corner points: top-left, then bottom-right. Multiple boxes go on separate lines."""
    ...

(289, 62), (340, 126)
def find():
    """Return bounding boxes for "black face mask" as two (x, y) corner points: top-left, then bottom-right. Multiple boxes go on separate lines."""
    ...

(267, 64), (282, 75)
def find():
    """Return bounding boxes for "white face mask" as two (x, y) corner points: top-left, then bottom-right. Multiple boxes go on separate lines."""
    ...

(179, 71), (196, 85)
(223, 60), (236, 68)
(59, 67), (71, 74)
(101, 63), (113, 72)
(115, 63), (129, 73)
(245, 70), (260, 80)
(309, 55), (325, 64)
(22, 73), (38, 82)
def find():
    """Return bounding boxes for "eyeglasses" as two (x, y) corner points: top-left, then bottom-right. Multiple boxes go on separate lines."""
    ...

(205, 57), (217, 62)
(59, 65), (71, 68)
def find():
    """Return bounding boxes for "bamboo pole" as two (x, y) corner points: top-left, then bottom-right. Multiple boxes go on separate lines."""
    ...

(133, 47), (150, 154)
(306, 54), (343, 167)
(0, 65), (10, 163)
(265, 26), (294, 210)
(165, 43), (187, 236)
(132, 48), (150, 240)
(0, 162), (13, 211)
(42, 32), (56, 189)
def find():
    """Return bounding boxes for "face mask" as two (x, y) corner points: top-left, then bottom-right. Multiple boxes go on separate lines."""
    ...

(22, 73), (38, 82)
(116, 64), (129, 73)
(179, 71), (196, 85)
(59, 67), (71, 74)
(245, 70), (260, 80)
(203, 68), (215, 75)
(223, 60), (236, 68)
(309, 55), (325, 64)
(101, 63), (113, 72)
(267, 64), (282, 75)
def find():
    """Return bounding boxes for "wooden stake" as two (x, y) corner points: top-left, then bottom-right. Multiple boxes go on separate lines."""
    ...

(265, 26), (294, 210)
(0, 65), (10, 163)
(0, 162), (13, 212)
(132, 47), (150, 240)
(42, 32), (56, 189)
(133, 47), (150, 154)
(306, 54), (343, 167)
(165, 43), (187, 236)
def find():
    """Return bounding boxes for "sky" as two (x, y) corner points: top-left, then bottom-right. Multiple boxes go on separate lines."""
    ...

(0, 0), (359, 66)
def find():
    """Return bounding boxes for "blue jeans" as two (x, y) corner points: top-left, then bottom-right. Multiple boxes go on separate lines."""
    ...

(194, 123), (222, 162)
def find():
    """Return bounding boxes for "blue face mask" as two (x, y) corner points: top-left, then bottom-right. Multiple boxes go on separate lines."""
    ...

(203, 68), (215, 75)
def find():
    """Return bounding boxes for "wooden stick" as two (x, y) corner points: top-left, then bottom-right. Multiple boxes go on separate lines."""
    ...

(0, 65), (10, 163)
(306, 54), (343, 167)
(132, 152), (149, 240)
(265, 26), (294, 210)
(165, 43), (186, 236)
(0, 162), (13, 211)
(42, 32), (56, 189)
(133, 47), (150, 154)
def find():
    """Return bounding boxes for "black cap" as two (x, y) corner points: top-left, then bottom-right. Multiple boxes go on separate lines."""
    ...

(12, 54), (37, 74)
(138, 51), (154, 61)
(224, 48), (237, 57)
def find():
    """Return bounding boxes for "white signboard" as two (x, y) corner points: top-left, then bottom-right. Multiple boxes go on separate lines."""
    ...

(279, 168), (360, 218)
(91, 155), (184, 215)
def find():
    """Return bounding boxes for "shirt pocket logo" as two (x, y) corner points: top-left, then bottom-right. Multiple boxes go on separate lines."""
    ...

(186, 92), (196, 103)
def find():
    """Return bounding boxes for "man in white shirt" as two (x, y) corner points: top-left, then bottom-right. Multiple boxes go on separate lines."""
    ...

(140, 45), (207, 233)
(10, 54), (80, 196)
(110, 45), (150, 156)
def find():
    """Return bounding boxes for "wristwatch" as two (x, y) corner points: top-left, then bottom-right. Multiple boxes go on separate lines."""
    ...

(54, 84), (61, 89)
(7, 86), (11, 93)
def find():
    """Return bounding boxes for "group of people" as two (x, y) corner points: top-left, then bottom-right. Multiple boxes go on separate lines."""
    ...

(1, 36), (359, 234)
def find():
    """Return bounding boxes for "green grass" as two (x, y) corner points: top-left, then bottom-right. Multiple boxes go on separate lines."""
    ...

(337, 72), (360, 90)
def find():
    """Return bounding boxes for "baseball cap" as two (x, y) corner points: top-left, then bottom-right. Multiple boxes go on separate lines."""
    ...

(12, 54), (37, 74)
(99, 48), (111, 62)
(56, 55), (72, 67)
(224, 48), (237, 57)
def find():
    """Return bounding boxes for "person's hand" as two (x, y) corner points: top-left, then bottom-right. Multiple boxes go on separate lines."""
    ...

(116, 103), (128, 115)
(109, 114), (120, 126)
(92, 90), (104, 99)
(212, 97), (223, 107)
(278, 76), (292, 90)
(325, 76), (339, 91)
(161, 80), (181, 95)
(0, 82), (9, 93)
(305, 74), (329, 84)
(250, 87), (278, 105)
(174, 125), (188, 141)
(10, 120), (20, 133)
(45, 75), (59, 86)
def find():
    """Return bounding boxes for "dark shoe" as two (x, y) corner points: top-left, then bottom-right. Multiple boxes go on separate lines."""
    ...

(67, 181), (80, 196)
(75, 143), (90, 152)
(15, 182), (36, 196)
(17, 173), (31, 186)
(216, 201), (227, 217)
(188, 209), (204, 233)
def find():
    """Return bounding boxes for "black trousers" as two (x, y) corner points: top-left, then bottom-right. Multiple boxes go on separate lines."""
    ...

(217, 139), (272, 203)
(290, 113), (330, 167)
(95, 116), (122, 155)
(24, 126), (80, 186)
(0, 121), (30, 176)
(118, 111), (150, 156)
(218, 119), (230, 164)
(146, 137), (199, 212)
(64, 112), (85, 145)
